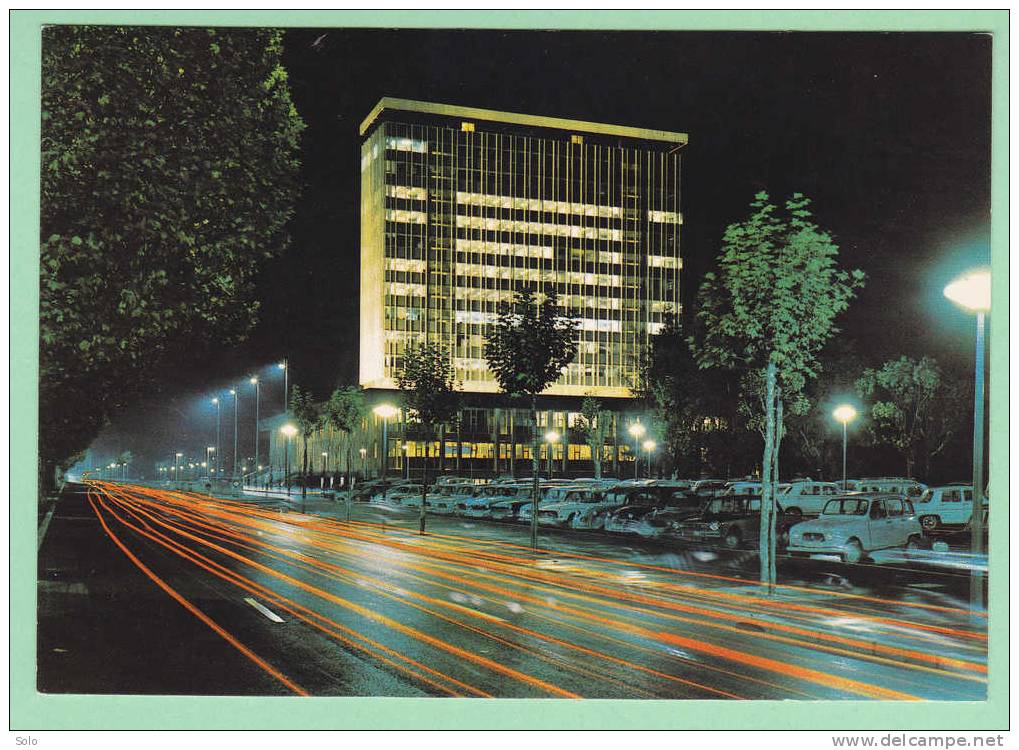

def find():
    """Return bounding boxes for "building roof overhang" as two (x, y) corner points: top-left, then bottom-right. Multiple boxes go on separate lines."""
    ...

(359, 97), (688, 147)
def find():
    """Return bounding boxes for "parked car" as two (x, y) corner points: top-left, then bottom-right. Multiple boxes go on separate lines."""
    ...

(775, 479), (842, 516)
(387, 484), (428, 507)
(602, 487), (702, 535)
(531, 487), (626, 530)
(671, 495), (799, 549)
(786, 494), (924, 563)
(852, 477), (928, 498)
(691, 479), (728, 496)
(456, 484), (534, 518)
(913, 485), (987, 531)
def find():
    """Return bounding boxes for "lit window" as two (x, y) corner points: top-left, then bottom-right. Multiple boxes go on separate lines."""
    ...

(461, 122), (475, 132)
(570, 134), (584, 145)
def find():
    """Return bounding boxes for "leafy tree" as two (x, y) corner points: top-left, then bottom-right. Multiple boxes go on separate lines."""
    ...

(485, 287), (579, 548)
(855, 356), (965, 480)
(694, 192), (863, 588)
(574, 396), (608, 479)
(638, 317), (752, 478)
(397, 342), (462, 534)
(324, 386), (367, 521)
(39, 26), (304, 492)
(289, 385), (321, 502)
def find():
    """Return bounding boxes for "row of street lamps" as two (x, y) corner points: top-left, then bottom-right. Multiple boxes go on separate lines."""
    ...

(205, 360), (288, 480)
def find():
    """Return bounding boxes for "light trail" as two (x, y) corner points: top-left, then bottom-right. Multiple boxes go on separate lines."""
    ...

(84, 482), (987, 700)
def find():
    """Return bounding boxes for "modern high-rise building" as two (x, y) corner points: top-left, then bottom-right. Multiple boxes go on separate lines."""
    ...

(359, 98), (687, 399)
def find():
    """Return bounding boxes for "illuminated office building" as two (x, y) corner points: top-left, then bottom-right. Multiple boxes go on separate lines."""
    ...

(354, 98), (687, 476)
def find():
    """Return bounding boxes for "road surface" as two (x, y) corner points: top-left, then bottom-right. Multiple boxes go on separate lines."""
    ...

(37, 481), (987, 699)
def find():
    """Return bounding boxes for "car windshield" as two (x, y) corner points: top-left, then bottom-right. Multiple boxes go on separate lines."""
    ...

(823, 498), (870, 515)
(705, 497), (750, 514)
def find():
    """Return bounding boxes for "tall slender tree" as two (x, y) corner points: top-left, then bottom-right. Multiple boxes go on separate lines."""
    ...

(485, 287), (579, 549)
(695, 192), (863, 589)
(574, 396), (607, 479)
(397, 342), (462, 534)
(289, 385), (321, 505)
(324, 386), (367, 521)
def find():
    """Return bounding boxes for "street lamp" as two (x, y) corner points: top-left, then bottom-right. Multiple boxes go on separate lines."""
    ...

(628, 420), (646, 479)
(402, 443), (410, 480)
(373, 403), (399, 502)
(206, 446), (215, 478)
(250, 376), (261, 478)
(642, 439), (657, 478)
(544, 430), (560, 478)
(230, 388), (239, 479)
(944, 267), (990, 612)
(359, 447), (367, 480)
(174, 452), (183, 483)
(278, 359), (289, 413)
(280, 423), (298, 490)
(211, 397), (221, 476)
(832, 404), (858, 490)
(321, 451), (328, 488)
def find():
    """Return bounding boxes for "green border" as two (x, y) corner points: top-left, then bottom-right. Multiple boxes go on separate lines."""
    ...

(10, 9), (1009, 730)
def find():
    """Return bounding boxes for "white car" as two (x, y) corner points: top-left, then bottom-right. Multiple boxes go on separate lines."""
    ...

(914, 485), (987, 530)
(787, 495), (924, 563)
(537, 488), (629, 530)
(456, 484), (533, 518)
(776, 479), (842, 515)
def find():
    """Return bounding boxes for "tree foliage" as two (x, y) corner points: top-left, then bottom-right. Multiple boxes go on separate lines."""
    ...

(485, 286), (579, 548)
(694, 192), (863, 587)
(324, 385), (366, 518)
(855, 356), (965, 479)
(574, 396), (608, 479)
(289, 385), (321, 494)
(397, 342), (462, 533)
(640, 317), (754, 478)
(39, 26), (304, 483)
(485, 287), (579, 399)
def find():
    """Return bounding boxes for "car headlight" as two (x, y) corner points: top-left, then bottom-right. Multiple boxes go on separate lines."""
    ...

(708, 522), (719, 531)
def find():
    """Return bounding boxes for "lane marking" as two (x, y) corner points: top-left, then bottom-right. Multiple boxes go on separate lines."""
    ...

(38, 503), (58, 551)
(244, 597), (285, 623)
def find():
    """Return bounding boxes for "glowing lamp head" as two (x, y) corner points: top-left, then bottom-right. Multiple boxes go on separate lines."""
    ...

(229, 388), (236, 396)
(944, 269), (991, 313)
(211, 397), (219, 405)
(628, 421), (646, 439)
(321, 452), (328, 457)
(208, 446), (215, 452)
(175, 452), (183, 458)
(278, 361), (287, 370)
(249, 376), (258, 385)
(544, 430), (560, 443)
(280, 424), (297, 438)
(373, 403), (399, 419)
(833, 404), (858, 424)
(642, 439), (657, 452)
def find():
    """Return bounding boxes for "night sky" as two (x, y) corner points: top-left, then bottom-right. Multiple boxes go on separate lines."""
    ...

(86, 28), (993, 470)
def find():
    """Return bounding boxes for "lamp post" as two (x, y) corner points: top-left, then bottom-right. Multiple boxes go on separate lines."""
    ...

(628, 420), (646, 479)
(321, 451), (328, 489)
(278, 359), (289, 412)
(373, 404), (399, 503)
(944, 268), (990, 613)
(230, 388), (239, 479)
(642, 439), (657, 478)
(359, 447), (367, 480)
(402, 443), (410, 480)
(174, 452), (183, 484)
(544, 430), (560, 479)
(211, 397), (221, 477)
(280, 424), (297, 491)
(206, 446), (215, 479)
(832, 404), (858, 491)
(250, 376), (261, 478)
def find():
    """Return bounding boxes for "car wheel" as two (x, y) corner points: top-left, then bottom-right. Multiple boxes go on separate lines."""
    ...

(842, 539), (864, 564)
(724, 528), (742, 549)
(905, 535), (924, 553)
(920, 515), (940, 531)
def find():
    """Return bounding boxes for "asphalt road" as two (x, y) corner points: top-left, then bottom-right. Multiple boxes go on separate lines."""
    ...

(37, 482), (987, 699)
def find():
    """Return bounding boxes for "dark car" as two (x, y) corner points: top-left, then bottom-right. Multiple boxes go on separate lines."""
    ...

(671, 495), (798, 549)
(602, 488), (704, 536)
